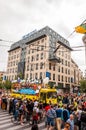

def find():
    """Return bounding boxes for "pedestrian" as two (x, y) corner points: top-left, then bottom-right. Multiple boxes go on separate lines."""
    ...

(66, 114), (74, 130)
(31, 124), (39, 130)
(46, 105), (56, 130)
(55, 105), (63, 130)
(62, 122), (70, 130)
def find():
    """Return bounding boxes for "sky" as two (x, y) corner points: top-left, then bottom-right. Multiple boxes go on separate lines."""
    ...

(0, 0), (86, 75)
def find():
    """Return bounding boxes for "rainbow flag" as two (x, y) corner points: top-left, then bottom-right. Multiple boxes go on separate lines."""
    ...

(75, 23), (86, 34)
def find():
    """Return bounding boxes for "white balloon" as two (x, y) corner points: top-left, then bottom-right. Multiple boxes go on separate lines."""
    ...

(43, 77), (49, 84)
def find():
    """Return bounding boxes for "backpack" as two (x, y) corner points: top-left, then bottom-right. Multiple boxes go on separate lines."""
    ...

(80, 111), (86, 123)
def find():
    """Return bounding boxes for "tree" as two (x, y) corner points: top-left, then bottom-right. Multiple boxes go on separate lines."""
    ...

(3, 80), (12, 90)
(80, 79), (86, 93)
(17, 72), (24, 79)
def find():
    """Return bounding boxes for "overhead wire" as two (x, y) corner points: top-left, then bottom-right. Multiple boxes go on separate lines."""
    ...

(67, 19), (86, 39)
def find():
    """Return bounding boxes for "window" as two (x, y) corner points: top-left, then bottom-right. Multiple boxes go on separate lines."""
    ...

(41, 46), (44, 51)
(27, 65), (29, 71)
(35, 73), (38, 79)
(31, 56), (34, 61)
(30, 73), (32, 79)
(16, 61), (18, 65)
(62, 67), (64, 73)
(37, 46), (39, 51)
(58, 66), (60, 72)
(65, 60), (67, 66)
(28, 50), (30, 54)
(26, 74), (28, 79)
(68, 62), (70, 67)
(31, 64), (34, 71)
(53, 64), (55, 71)
(41, 39), (44, 43)
(49, 73), (51, 80)
(58, 75), (60, 81)
(68, 55), (70, 59)
(68, 69), (70, 74)
(62, 51), (64, 56)
(62, 59), (64, 65)
(65, 76), (67, 82)
(68, 77), (70, 82)
(40, 62), (43, 69)
(49, 63), (51, 70)
(65, 54), (67, 58)
(32, 49), (34, 53)
(65, 68), (67, 74)
(36, 63), (38, 70)
(62, 75), (64, 82)
(40, 53), (43, 59)
(36, 54), (39, 60)
(28, 57), (30, 62)
(53, 74), (55, 80)
(40, 72), (42, 79)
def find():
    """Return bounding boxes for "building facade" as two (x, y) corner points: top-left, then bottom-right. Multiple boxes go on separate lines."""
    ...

(0, 71), (5, 81)
(6, 26), (83, 91)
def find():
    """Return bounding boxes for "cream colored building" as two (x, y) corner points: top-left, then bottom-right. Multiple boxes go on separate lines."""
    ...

(7, 47), (21, 80)
(6, 26), (83, 91)
(0, 71), (5, 80)
(70, 59), (83, 92)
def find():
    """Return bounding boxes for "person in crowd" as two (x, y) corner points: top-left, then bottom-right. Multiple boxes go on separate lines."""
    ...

(62, 122), (70, 130)
(62, 95), (69, 105)
(1, 95), (7, 110)
(31, 124), (39, 130)
(0, 96), (2, 109)
(46, 105), (56, 130)
(9, 98), (13, 114)
(66, 114), (74, 130)
(55, 105), (63, 130)
(32, 109), (38, 125)
(63, 104), (70, 122)
(75, 106), (82, 130)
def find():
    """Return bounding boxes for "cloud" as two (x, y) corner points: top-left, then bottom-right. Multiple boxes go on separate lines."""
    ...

(0, 0), (86, 72)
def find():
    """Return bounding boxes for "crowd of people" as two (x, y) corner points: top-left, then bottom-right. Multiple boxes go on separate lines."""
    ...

(0, 92), (86, 130)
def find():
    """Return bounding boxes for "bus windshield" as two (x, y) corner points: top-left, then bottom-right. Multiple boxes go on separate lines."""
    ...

(47, 92), (57, 99)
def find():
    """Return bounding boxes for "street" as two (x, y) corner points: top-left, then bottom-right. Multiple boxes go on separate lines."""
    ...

(0, 110), (46, 130)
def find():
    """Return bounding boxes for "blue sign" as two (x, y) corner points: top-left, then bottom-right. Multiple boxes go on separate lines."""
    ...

(22, 29), (37, 39)
(46, 72), (50, 78)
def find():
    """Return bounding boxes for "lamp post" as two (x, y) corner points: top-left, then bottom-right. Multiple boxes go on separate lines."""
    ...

(82, 34), (86, 79)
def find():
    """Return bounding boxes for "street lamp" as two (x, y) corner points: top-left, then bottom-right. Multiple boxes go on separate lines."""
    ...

(82, 34), (86, 79)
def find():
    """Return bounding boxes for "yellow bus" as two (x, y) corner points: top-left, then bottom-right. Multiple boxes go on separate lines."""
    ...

(39, 88), (57, 104)
(11, 88), (57, 104)
(11, 91), (38, 101)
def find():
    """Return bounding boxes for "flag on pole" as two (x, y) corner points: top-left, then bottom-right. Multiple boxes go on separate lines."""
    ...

(75, 23), (86, 34)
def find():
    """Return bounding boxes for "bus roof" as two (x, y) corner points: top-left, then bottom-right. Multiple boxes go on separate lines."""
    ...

(40, 88), (57, 93)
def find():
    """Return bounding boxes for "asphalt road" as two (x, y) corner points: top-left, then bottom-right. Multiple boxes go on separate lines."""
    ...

(0, 109), (46, 130)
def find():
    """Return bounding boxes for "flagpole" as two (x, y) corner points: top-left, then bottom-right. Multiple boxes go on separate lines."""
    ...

(82, 34), (86, 79)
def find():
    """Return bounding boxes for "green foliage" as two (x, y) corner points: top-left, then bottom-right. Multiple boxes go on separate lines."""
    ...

(17, 72), (23, 79)
(0, 82), (3, 89)
(0, 80), (12, 90)
(48, 81), (56, 88)
(80, 79), (86, 92)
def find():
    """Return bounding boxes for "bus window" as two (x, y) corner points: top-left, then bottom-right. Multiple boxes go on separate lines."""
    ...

(40, 93), (46, 100)
(47, 92), (57, 99)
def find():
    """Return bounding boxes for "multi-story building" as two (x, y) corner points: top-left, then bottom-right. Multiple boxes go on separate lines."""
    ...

(6, 26), (82, 91)
(0, 71), (5, 81)
(7, 47), (21, 80)
(71, 59), (83, 92)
